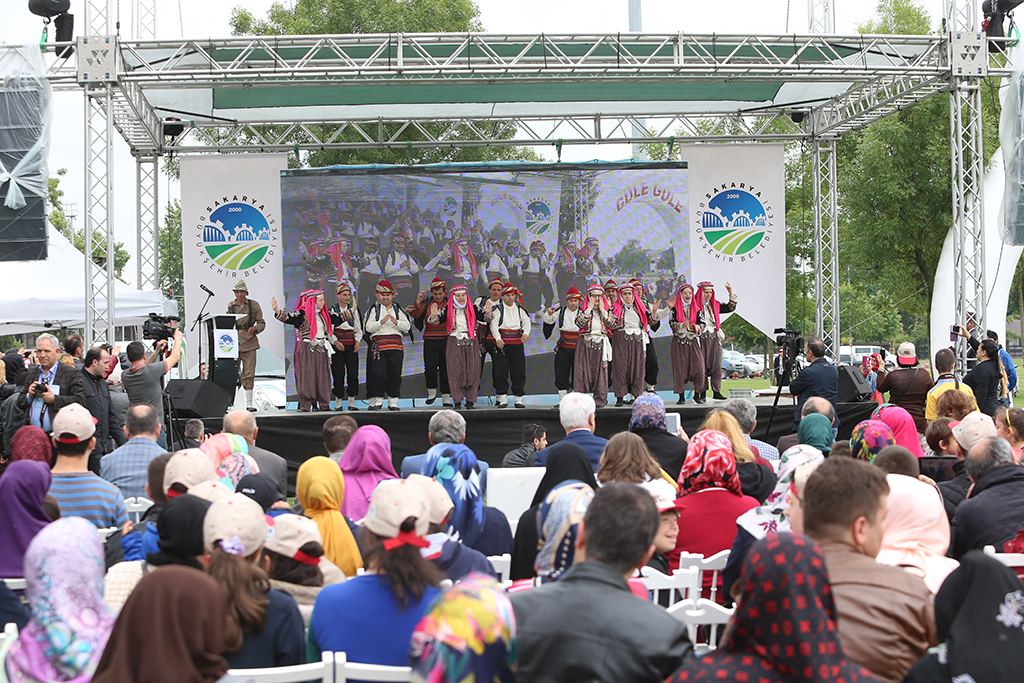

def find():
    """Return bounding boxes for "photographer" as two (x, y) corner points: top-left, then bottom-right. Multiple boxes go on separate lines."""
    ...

(788, 338), (838, 433)
(15, 333), (86, 437)
(122, 328), (183, 449)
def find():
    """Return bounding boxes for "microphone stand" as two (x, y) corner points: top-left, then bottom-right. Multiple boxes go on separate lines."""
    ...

(191, 290), (214, 380)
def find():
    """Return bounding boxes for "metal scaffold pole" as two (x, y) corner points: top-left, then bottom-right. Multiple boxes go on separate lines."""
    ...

(812, 138), (840, 360)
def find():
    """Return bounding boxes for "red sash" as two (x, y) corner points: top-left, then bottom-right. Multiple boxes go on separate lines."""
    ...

(500, 329), (524, 345)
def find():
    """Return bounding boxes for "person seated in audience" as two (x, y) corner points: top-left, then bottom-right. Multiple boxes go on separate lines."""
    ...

(951, 436), (1024, 559)
(510, 442), (597, 581)
(667, 534), (881, 683)
(512, 483), (692, 682)
(340, 424), (399, 520)
(200, 433), (258, 487)
(92, 566), (234, 683)
(407, 474), (496, 581)
(935, 388), (977, 422)
(296, 456), (363, 577)
(873, 404), (924, 457)
(777, 396), (835, 454)
(849, 420), (896, 463)
(308, 479), (444, 669)
(995, 405), (1024, 462)
(640, 479), (681, 579)
(830, 439), (852, 458)
(0, 461), (52, 579)
(533, 392), (609, 470)
(401, 411), (489, 492)
(941, 412), (997, 522)
(628, 393), (688, 480)
(10, 424), (51, 464)
(237, 472), (292, 516)
(797, 411), (834, 455)
(410, 574), (518, 683)
(100, 403), (166, 500)
(163, 448), (228, 498)
(0, 581), (29, 634)
(722, 397), (780, 461)
(701, 410), (777, 503)
(263, 513), (344, 627)
(803, 457), (936, 682)
(670, 429), (759, 583)
(876, 473), (958, 593)
(873, 445), (920, 477)
(322, 414), (358, 465)
(502, 423), (548, 467)
(188, 480), (234, 503)
(904, 550), (1024, 683)
(118, 452), (172, 563)
(597, 431), (667, 486)
(204, 493), (305, 669)
(784, 460), (823, 535)
(721, 444), (825, 600)
(423, 444), (513, 556)
(181, 418), (206, 449)
(5, 517), (116, 683)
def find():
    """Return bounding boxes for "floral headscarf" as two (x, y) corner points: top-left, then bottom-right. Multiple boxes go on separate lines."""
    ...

(409, 573), (516, 683)
(7, 517), (116, 683)
(218, 452), (253, 487)
(678, 429), (742, 496)
(736, 445), (824, 540)
(850, 420), (896, 463)
(628, 393), (667, 432)
(423, 444), (485, 547)
(200, 433), (249, 466)
(534, 482), (594, 583)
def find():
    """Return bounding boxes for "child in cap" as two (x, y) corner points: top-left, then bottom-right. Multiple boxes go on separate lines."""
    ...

(203, 493), (304, 669)
(407, 474), (497, 581)
(263, 513), (344, 626)
(162, 449), (224, 498)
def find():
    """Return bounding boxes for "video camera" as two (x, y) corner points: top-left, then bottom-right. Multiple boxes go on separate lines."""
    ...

(774, 328), (804, 379)
(142, 313), (180, 341)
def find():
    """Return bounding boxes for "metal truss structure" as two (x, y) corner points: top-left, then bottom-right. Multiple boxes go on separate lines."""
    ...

(35, 27), (1010, 354)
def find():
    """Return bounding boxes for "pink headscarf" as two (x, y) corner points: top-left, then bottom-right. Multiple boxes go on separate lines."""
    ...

(445, 285), (477, 339)
(876, 474), (959, 593)
(674, 283), (694, 328)
(451, 239), (478, 279)
(874, 405), (924, 457)
(697, 281), (721, 330)
(581, 283), (608, 316)
(339, 425), (398, 520)
(613, 288), (648, 330)
(299, 289), (332, 339)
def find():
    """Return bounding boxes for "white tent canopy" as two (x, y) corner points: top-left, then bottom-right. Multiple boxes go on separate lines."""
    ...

(0, 225), (176, 336)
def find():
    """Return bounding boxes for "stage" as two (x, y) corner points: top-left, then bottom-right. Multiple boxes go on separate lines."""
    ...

(174, 398), (879, 494)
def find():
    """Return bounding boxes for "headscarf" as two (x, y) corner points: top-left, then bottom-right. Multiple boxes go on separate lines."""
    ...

(849, 420), (896, 463)
(612, 287), (648, 330)
(534, 482), (593, 582)
(445, 284), (477, 338)
(11, 425), (52, 464)
(696, 281), (721, 330)
(667, 533), (880, 683)
(423, 444), (485, 548)
(199, 432), (249, 466)
(872, 404), (924, 457)
(146, 493), (212, 570)
(298, 288), (332, 339)
(530, 442), (598, 507)
(797, 413), (834, 453)
(672, 283), (696, 328)
(580, 283), (607, 316)
(339, 425), (398, 520)
(6, 517), (116, 683)
(0, 461), (51, 578)
(678, 429), (742, 496)
(296, 456), (363, 576)
(91, 566), (228, 683)
(736, 445), (824, 541)
(409, 573), (516, 683)
(451, 238), (478, 279)
(876, 474), (959, 593)
(217, 452), (252, 487)
(628, 393), (668, 431)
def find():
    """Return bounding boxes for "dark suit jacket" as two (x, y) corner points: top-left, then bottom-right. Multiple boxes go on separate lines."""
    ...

(789, 357), (839, 432)
(534, 429), (609, 471)
(247, 443), (289, 497)
(81, 368), (127, 456)
(16, 362), (87, 429)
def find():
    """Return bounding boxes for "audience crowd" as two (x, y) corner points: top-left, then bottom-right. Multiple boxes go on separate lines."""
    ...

(1, 333), (1024, 683)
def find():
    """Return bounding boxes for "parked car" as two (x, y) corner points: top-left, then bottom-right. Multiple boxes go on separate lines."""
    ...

(744, 355), (766, 375)
(722, 350), (757, 379)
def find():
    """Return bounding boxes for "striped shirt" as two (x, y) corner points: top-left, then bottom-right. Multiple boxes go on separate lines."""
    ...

(100, 436), (165, 500)
(49, 472), (128, 529)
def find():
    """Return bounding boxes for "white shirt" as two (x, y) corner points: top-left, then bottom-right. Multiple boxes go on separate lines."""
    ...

(543, 307), (580, 332)
(333, 304), (362, 336)
(384, 251), (420, 277)
(490, 303), (531, 339)
(365, 304), (411, 338)
(451, 308), (471, 340)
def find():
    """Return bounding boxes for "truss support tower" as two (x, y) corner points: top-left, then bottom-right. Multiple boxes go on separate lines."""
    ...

(812, 138), (840, 361)
(136, 155), (160, 290)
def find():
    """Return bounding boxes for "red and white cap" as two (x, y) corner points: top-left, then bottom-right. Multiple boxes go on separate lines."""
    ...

(897, 341), (917, 367)
(52, 404), (97, 443)
(430, 277), (447, 290)
(640, 479), (678, 513)
(264, 513), (324, 566)
(375, 280), (396, 295)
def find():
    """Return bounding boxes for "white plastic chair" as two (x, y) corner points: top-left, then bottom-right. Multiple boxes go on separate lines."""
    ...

(96, 527), (118, 542)
(0, 622), (19, 661)
(638, 567), (700, 607)
(983, 544), (1024, 570)
(667, 598), (736, 655)
(676, 550), (730, 604)
(228, 650), (333, 683)
(2, 579), (26, 592)
(485, 468), (546, 526)
(124, 497), (154, 523)
(487, 554), (512, 582)
(335, 651), (412, 682)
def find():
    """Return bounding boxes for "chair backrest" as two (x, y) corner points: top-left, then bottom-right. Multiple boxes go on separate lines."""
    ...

(667, 598), (736, 656)
(485, 467), (546, 524)
(638, 567), (700, 606)
(96, 527), (118, 542)
(2, 578), (26, 592)
(676, 550), (730, 604)
(984, 544), (1024, 568)
(487, 554), (512, 582)
(227, 650), (333, 683)
(0, 622), (19, 661)
(335, 651), (412, 682)
(124, 497), (155, 523)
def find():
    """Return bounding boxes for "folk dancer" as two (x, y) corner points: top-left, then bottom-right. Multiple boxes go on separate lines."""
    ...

(542, 286), (583, 402)
(603, 279), (619, 386)
(442, 284), (481, 409)
(227, 279), (266, 411)
(521, 240), (553, 316)
(409, 278), (452, 406)
(357, 235), (385, 311)
(574, 283), (614, 407)
(475, 277), (505, 392)
(630, 278), (667, 391)
(425, 237), (478, 291)
(490, 283), (531, 409)
(611, 283), (649, 406)
(364, 280), (412, 411)
(482, 239), (510, 286)
(383, 234), (420, 303)
(696, 280), (737, 401)
(669, 283), (705, 405)
(330, 281), (361, 411)
(271, 289), (335, 412)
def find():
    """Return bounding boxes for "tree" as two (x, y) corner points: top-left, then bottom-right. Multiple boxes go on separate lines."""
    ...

(159, 199), (185, 317)
(48, 169), (131, 279)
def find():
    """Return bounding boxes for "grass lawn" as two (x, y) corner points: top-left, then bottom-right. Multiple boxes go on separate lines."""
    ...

(720, 377), (773, 395)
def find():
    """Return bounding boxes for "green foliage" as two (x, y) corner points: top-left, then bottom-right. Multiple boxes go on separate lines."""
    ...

(48, 168), (71, 238)
(611, 239), (650, 274)
(838, 283), (902, 344)
(48, 169), (130, 278)
(159, 200), (185, 317)
(857, 0), (933, 34)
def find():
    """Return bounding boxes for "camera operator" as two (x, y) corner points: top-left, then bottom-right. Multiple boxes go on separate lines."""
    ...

(122, 327), (183, 449)
(788, 338), (839, 433)
(15, 333), (86, 437)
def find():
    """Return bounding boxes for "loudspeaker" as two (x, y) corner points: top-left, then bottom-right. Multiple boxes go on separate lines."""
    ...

(837, 366), (872, 402)
(0, 79), (47, 262)
(166, 379), (233, 418)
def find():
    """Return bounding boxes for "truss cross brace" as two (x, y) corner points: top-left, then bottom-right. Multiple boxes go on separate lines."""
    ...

(813, 138), (840, 361)
(136, 155), (160, 290)
(84, 84), (116, 347)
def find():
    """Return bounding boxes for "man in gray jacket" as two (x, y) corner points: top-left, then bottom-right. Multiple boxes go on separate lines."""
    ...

(501, 424), (547, 467)
(223, 410), (289, 496)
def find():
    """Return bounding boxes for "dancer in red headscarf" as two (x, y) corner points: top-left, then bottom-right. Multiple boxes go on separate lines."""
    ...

(695, 280), (737, 401)
(542, 286), (584, 402)
(272, 289), (336, 412)
(669, 282), (706, 404)
(441, 284), (481, 409)
(610, 282), (649, 406)
(574, 283), (614, 407)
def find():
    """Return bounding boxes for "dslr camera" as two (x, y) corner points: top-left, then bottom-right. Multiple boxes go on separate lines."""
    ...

(142, 313), (180, 341)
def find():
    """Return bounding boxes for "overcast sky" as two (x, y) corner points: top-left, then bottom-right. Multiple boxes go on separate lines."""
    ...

(0, 0), (947, 286)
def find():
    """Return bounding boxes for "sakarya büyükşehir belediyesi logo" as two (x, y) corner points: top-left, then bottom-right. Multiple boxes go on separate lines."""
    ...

(696, 184), (773, 260)
(525, 199), (553, 235)
(199, 199), (275, 274)
(218, 333), (235, 354)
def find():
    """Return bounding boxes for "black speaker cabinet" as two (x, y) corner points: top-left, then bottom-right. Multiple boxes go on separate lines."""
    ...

(166, 379), (233, 418)
(837, 365), (872, 403)
(0, 79), (47, 262)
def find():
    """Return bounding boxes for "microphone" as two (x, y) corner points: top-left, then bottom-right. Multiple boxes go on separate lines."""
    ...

(200, 284), (216, 297)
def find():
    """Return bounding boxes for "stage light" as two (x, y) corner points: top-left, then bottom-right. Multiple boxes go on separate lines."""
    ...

(790, 111), (805, 124)
(163, 118), (185, 137)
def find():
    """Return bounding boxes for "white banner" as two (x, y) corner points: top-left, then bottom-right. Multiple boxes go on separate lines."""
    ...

(685, 144), (786, 338)
(181, 155), (288, 373)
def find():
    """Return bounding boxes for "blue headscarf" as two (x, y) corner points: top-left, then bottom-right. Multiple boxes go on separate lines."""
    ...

(423, 444), (485, 547)
(534, 481), (594, 583)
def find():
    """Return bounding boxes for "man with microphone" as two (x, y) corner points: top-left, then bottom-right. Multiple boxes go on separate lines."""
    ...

(226, 279), (267, 411)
